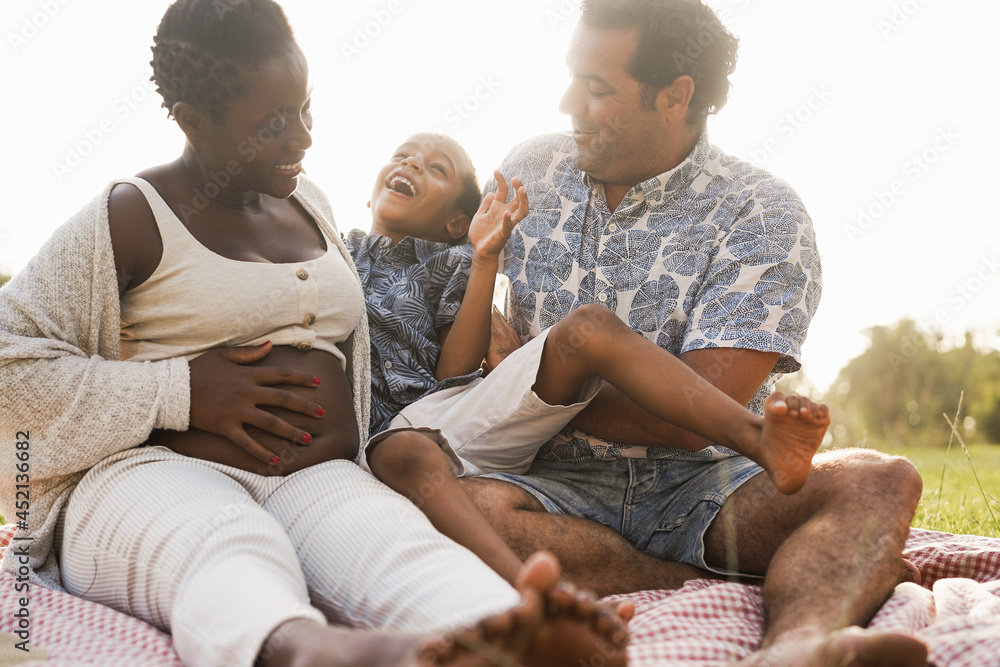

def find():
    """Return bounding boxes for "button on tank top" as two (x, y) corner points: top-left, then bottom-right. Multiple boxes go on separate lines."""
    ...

(118, 177), (365, 367)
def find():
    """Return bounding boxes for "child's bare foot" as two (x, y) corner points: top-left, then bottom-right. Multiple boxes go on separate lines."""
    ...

(758, 391), (830, 494)
(739, 627), (928, 667)
(258, 552), (628, 667)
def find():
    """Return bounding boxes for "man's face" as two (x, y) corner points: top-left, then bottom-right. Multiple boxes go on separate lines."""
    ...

(560, 25), (671, 187)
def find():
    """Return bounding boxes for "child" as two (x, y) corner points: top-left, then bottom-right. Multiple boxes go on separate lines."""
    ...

(347, 132), (831, 586)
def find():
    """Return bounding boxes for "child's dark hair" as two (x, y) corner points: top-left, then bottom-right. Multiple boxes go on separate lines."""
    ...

(150, 0), (297, 123)
(456, 171), (483, 223)
(443, 135), (482, 232)
(447, 168), (482, 247)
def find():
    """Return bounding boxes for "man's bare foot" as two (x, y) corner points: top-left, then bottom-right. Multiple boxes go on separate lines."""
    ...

(741, 627), (928, 667)
(258, 552), (628, 667)
(758, 391), (831, 494)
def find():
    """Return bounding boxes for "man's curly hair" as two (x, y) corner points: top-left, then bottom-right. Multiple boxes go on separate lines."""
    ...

(150, 0), (297, 124)
(580, 0), (739, 126)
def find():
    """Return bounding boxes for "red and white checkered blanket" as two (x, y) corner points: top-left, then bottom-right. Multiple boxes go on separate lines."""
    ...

(1, 525), (998, 665)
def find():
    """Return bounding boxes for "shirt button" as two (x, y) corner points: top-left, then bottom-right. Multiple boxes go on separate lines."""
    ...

(608, 223), (618, 233)
(304, 315), (316, 327)
(598, 293), (608, 303)
(384, 361), (393, 370)
(297, 342), (312, 351)
(296, 269), (309, 281)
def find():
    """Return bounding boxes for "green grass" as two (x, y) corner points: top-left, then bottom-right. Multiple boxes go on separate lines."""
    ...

(878, 443), (1000, 538)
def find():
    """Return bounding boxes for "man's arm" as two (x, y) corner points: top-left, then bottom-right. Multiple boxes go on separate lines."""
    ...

(569, 347), (779, 450)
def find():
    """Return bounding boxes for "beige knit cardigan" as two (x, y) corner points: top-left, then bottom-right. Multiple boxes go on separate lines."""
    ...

(0, 176), (371, 590)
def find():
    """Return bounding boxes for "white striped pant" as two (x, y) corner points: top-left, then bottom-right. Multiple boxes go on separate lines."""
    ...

(58, 447), (519, 667)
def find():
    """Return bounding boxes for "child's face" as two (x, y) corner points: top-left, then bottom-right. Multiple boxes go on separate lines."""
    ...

(369, 134), (473, 244)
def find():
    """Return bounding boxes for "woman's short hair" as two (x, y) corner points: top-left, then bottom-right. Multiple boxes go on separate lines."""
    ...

(150, 0), (297, 123)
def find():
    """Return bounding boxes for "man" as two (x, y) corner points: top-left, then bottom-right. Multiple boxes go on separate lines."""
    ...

(461, 0), (929, 664)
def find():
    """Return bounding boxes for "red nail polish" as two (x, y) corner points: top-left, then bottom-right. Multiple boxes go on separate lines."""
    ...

(270, 456), (280, 465)
(301, 433), (313, 445)
(313, 376), (321, 386)
(316, 406), (325, 417)
(263, 340), (272, 347)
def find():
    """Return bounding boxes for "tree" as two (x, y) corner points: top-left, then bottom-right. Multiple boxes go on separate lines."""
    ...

(823, 319), (1000, 447)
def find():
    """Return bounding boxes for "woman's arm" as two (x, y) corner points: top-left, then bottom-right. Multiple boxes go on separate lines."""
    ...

(0, 185), (191, 483)
(435, 173), (527, 380)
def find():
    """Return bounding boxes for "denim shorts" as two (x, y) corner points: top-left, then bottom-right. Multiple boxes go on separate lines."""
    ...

(482, 455), (763, 575)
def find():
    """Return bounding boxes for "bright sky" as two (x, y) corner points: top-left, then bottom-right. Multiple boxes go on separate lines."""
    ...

(1, 0), (998, 394)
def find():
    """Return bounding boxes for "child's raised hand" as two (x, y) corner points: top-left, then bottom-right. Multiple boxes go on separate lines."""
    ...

(468, 171), (528, 261)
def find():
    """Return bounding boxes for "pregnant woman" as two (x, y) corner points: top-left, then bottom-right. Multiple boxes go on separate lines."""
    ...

(0, 1), (628, 665)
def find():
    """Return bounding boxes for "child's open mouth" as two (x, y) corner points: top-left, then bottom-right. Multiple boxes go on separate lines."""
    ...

(388, 175), (416, 197)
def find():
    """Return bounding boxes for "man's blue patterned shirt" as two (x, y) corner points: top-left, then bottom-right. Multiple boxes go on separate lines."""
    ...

(345, 230), (481, 434)
(492, 133), (822, 461)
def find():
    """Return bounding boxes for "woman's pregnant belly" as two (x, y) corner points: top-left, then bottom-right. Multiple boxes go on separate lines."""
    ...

(146, 346), (360, 476)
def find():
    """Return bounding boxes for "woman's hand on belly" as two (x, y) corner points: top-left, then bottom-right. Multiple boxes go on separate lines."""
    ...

(152, 344), (360, 476)
(188, 342), (323, 463)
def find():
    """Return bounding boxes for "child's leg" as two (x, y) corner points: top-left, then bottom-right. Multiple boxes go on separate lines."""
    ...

(368, 429), (526, 585)
(531, 304), (830, 494)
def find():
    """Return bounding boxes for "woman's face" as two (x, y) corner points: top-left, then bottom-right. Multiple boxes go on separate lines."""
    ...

(194, 45), (313, 200)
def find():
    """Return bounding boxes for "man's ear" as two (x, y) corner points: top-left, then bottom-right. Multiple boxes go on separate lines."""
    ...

(657, 75), (695, 124)
(172, 102), (210, 140)
(445, 214), (471, 241)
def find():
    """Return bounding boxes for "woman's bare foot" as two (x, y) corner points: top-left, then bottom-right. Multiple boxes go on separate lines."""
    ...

(515, 552), (629, 666)
(740, 627), (928, 667)
(256, 619), (424, 667)
(757, 391), (831, 494)
(900, 558), (922, 586)
(258, 552), (628, 667)
(422, 552), (628, 666)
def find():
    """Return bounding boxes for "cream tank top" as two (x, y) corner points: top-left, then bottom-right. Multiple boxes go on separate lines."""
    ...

(119, 177), (365, 368)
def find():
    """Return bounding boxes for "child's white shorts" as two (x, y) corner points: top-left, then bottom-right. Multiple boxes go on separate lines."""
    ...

(361, 328), (603, 477)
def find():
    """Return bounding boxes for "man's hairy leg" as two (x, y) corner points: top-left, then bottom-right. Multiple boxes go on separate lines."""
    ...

(704, 448), (928, 666)
(460, 477), (714, 598)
